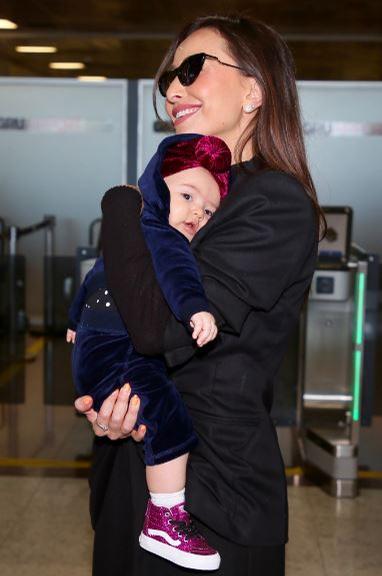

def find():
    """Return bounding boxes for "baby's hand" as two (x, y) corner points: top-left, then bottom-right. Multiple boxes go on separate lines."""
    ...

(190, 312), (218, 347)
(66, 329), (76, 344)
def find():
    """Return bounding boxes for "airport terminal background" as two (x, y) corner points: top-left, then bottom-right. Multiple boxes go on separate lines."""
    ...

(1, 4), (382, 576)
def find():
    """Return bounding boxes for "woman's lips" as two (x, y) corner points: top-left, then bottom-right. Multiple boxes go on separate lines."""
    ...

(172, 105), (201, 126)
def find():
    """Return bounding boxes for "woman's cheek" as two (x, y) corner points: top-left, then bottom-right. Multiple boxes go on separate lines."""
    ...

(164, 103), (174, 126)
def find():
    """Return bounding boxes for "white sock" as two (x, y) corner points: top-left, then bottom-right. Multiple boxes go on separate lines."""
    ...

(150, 488), (185, 509)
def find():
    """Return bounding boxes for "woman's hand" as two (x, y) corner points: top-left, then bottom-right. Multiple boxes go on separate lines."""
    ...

(74, 384), (146, 441)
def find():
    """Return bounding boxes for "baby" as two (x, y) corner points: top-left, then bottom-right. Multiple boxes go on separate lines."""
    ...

(67, 134), (231, 571)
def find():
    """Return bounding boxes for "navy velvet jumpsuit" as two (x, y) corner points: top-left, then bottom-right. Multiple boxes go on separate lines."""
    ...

(70, 134), (210, 466)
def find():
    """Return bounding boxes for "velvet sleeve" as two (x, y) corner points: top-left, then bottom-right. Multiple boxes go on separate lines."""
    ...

(138, 132), (211, 325)
(164, 170), (317, 366)
(101, 186), (171, 356)
(141, 208), (210, 324)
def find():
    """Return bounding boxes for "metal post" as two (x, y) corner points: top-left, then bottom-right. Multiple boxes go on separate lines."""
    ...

(43, 338), (55, 442)
(8, 226), (18, 339)
(0, 217), (5, 255)
(44, 215), (55, 258)
(88, 218), (102, 249)
(43, 215), (56, 332)
(3, 225), (21, 456)
(9, 225), (17, 257)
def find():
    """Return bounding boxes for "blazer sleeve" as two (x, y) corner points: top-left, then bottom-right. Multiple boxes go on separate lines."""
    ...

(164, 170), (317, 366)
(101, 185), (171, 355)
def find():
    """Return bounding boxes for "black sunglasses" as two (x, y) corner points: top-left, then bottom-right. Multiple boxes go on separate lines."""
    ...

(158, 52), (245, 97)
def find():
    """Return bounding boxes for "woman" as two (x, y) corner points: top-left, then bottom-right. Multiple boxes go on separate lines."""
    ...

(76, 15), (322, 576)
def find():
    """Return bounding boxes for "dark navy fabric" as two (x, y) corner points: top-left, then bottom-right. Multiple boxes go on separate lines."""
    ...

(69, 133), (218, 465)
(139, 133), (210, 324)
(70, 256), (198, 465)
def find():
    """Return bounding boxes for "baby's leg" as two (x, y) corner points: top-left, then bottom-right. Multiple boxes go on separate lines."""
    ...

(126, 354), (220, 569)
(146, 453), (188, 494)
(146, 454), (188, 515)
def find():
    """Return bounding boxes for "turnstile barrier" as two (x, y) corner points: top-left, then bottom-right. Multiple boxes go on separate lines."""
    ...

(301, 254), (370, 497)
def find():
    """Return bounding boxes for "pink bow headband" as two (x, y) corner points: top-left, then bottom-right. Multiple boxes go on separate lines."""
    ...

(161, 135), (231, 199)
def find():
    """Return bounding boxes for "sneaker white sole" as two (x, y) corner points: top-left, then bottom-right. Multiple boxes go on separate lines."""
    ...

(139, 533), (221, 571)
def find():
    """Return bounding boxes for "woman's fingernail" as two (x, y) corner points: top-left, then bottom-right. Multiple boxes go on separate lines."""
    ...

(140, 425), (146, 433)
(132, 395), (139, 406)
(123, 384), (131, 392)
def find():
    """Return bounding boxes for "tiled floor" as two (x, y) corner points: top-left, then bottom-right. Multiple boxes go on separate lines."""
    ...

(0, 335), (94, 462)
(287, 486), (382, 576)
(0, 477), (382, 576)
(0, 476), (92, 576)
(1, 335), (382, 574)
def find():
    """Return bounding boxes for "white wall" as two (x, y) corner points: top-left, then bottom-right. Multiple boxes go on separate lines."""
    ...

(0, 78), (127, 323)
(299, 82), (382, 255)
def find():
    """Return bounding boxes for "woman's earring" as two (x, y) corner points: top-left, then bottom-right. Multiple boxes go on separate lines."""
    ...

(243, 103), (256, 113)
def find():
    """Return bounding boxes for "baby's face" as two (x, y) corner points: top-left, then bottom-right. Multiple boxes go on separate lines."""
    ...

(164, 167), (221, 241)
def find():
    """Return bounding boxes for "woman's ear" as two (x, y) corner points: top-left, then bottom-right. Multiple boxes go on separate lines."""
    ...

(243, 79), (262, 114)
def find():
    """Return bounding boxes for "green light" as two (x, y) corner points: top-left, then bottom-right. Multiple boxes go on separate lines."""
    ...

(352, 270), (366, 422)
(352, 350), (362, 422)
(354, 272), (366, 345)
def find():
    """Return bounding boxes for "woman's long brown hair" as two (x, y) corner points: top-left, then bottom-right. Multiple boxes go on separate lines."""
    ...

(153, 15), (326, 238)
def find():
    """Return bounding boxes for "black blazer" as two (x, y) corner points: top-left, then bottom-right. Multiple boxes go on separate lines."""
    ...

(101, 159), (317, 547)
(164, 159), (317, 546)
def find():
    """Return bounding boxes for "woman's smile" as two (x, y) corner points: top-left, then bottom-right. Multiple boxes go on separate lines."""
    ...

(172, 104), (202, 126)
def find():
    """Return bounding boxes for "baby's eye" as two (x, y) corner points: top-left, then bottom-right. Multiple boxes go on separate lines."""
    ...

(181, 193), (192, 201)
(205, 209), (214, 218)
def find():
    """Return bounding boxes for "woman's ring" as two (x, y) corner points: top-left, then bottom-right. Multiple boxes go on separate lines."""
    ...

(95, 420), (109, 432)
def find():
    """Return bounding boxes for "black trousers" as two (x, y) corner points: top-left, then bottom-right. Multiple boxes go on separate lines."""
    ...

(90, 437), (285, 576)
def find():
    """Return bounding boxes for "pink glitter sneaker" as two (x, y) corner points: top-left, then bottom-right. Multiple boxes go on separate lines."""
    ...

(139, 500), (221, 570)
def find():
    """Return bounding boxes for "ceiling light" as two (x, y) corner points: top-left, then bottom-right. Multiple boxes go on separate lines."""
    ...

(78, 76), (107, 82)
(0, 18), (18, 29)
(16, 46), (57, 54)
(49, 62), (85, 70)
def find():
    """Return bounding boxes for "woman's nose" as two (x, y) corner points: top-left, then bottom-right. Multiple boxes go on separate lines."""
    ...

(166, 76), (186, 102)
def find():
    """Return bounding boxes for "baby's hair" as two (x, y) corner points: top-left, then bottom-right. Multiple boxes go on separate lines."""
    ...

(161, 136), (231, 199)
